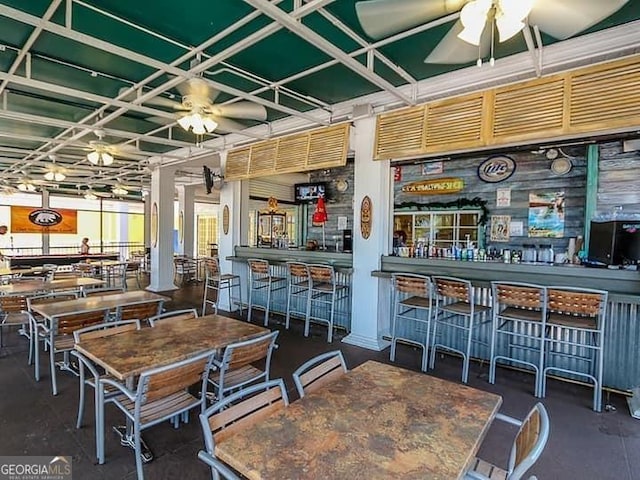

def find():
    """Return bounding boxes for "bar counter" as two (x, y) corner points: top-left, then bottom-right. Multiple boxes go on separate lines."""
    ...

(228, 247), (352, 332)
(7, 253), (119, 268)
(375, 256), (640, 392)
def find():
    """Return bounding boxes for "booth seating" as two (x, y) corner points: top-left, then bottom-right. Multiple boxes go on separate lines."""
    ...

(430, 276), (491, 384)
(247, 259), (285, 326)
(542, 286), (608, 411)
(490, 282), (547, 397)
(389, 273), (433, 372)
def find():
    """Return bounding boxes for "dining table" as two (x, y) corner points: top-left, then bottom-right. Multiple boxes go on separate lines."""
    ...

(0, 277), (105, 295)
(30, 290), (169, 321)
(215, 360), (503, 480)
(74, 314), (270, 463)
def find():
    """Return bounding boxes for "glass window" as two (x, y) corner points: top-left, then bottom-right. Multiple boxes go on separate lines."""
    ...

(0, 193), (43, 254)
(392, 210), (482, 249)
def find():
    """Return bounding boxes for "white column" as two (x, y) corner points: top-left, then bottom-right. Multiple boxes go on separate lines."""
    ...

(143, 196), (151, 248)
(342, 117), (392, 351)
(176, 185), (196, 257)
(41, 189), (50, 254)
(147, 164), (178, 292)
(218, 151), (250, 311)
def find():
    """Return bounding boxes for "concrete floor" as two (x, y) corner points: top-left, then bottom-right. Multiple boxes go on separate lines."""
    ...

(1, 283), (639, 479)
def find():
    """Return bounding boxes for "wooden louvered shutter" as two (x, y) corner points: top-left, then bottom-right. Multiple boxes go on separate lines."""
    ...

(374, 106), (426, 159)
(307, 124), (349, 170)
(425, 94), (484, 153)
(275, 133), (309, 173)
(225, 147), (250, 180)
(248, 140), (277, 176)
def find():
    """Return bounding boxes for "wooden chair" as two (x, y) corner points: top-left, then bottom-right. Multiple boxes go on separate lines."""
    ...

(123, 261), (142, 290)
(82, 287), (125, 297)
(292, 350), (347, 398)
(464, 403), (550, 480)
(100, 349), (215, 479)
(149, 308), (198, 327)
(115, 300), (163, 324)
(174, 256), (197, 285)
(201, 257), (242, 316)
(305, 264), (349, 343)
(198, 379), (289, 480)
(207, 330), (279, 402)
(285, 261), (310, 330)
(0, 294), (31, 358)
(72, 319), (141, 463)
(37, 309), (110, 395)
(247, 259), (286, 326)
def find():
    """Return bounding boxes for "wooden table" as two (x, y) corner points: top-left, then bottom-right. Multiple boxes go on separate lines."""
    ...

(215, 361), (502, 480)
(0, 277), (104, 295)
(75, 314), (269, 380)
(30, 290), (168, 321)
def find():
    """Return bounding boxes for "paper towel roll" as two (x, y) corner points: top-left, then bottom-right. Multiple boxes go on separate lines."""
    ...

(568, 238), (576, 260)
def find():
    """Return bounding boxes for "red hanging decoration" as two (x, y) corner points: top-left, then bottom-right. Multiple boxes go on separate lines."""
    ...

(312, 195), (328, 226)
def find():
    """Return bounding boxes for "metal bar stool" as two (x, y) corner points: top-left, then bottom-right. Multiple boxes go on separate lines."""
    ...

(305, 264), (349, 343)
(430, 276), (491, 384)
(201, 257), (243, 316)
(247, 258), (286, 326)
(285, 261), (310, 330)
(389, 273), (433, 372)
(489, 282), (548, 397)
(542, 286), (608, 411)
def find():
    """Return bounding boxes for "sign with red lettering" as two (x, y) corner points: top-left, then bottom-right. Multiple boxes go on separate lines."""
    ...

(401, 177), (464, 195)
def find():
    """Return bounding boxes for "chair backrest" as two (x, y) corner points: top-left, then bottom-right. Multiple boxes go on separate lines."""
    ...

(217, 331), (279, 390)
(547, 286), (608, 320)
(204, 257), (221, 277)
(293, 350), (347, 398)
(0, 295), (28, 313)
(286, 261), (309, 280)
(27, 291), (79, 312)
(118, 300), (163, 322)
(433, 276), (473, 303)
(308, 264), (336, 284)
(136, 349), (214, 405)
(506, 403), (550, 480)
(200, 379), (289, 455)
(149, 308), (198, 327)
(73, 319), (141, 343)
(53, 309), (110, 336)
(492, 282), (547, 311)
(392, 273), (431, 297)
(82, 287), (125, 297)
(53, 270), (81, 280)
(247, 258), (270, 277)
(125, 262), (140, 273)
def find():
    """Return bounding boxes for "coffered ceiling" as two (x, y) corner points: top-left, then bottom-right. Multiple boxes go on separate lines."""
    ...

(0, 0), (639, 199)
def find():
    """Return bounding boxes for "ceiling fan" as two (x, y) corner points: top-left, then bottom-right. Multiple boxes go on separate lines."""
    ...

(83, 129), (141, 166)
(122, 77), (268, 135)
(41, 155), (93, 182)
(355, 0), (630, 64)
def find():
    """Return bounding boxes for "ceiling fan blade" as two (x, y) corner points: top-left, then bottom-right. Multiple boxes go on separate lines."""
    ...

(185, 77), (220, 102)
(424, 20), (490, 64)
(146, 116), (175, 125)
(529, 0), (629, 40)
(355, 0), (466, 39)
(118, 87), (182, 109)
(212, 102), (267, 121)
(211, 116), (246, 134)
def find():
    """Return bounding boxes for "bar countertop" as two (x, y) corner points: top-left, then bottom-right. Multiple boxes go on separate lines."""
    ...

(229, 246), (353, 271)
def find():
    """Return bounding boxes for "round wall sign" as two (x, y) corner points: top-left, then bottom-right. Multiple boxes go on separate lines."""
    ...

(222, 205), (230, 235)
(28, 208), (62, 227)
(360, 196), (372, 240)
(151, 202), (158, 248)
(477, 155), (516, 183)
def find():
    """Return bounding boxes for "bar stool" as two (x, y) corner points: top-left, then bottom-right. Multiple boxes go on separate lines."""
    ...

(201, 257), (243, 316)
(247, 259), (286, 326)
(285, 262), (310, 330)
(306, 264), (349, 343)
(430, 276), (491, 384)
(389, 273), (433, 372)
(489, 282), (547, 397)
(542, 286), (608, 411)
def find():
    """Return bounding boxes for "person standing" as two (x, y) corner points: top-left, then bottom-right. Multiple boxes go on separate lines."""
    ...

(80, 237), (90, 255)
(0, 225), (8, 261)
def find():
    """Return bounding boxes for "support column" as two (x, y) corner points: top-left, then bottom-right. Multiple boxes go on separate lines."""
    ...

(143, 196), (151, 249)
(584, 144), (599, 256)
(219, 151), (250, 311)
(176, 185), (196, 257)
(41, 189), (50, 254)
(147, 164), (178, 292)
(342, 117), (392, 351)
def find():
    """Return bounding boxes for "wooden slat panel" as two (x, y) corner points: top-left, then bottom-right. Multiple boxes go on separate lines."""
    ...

(374, 106), (426, 159)
(425, 94), (484, 152)
(307, 124), (349, 169)
(225, 147), (251, 180)
(570, 60), (640, 130)
(248, 140), (277, 176)
(492, 77), (565, 140)
(275, 133), (310, 173)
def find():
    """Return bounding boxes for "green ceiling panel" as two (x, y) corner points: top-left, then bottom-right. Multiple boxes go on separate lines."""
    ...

(3, 0), (51, 18)
(6, 90), (99, 123)
(0, 15), (35, 49)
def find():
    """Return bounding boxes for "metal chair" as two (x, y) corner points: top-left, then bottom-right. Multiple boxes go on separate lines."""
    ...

(123, 261), (142, 290)
(201, 257), (242, 316)
(284, 261), (310, 330)
(0, 294), (31, 358)
(292, 350), (347, 398)
(247, 259), (285, 326)
(199, 379), (288, 480)
(465, 403), (550, 480)
(104, 262), (127, 289)
(115, 300), (163, 325)
(305, 264), (349, 343)
(36, 308), (110, 395)
(174, 256), (197, 285)
(82, 287), (125, 297)
(389, 273), (433, 372)
(490, 282), (548, 397)
(100, 349), (215, 479)
(542, 286), (608, 411)
(430, 276), (491, 384)
(72, 319), (141, 463)
(207, 330), (279, 402)
(149, 308), (198, 327)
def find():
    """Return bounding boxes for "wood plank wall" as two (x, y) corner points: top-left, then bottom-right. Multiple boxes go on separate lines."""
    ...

(598, 141), (640, 212)
(393, 147), (587, 254)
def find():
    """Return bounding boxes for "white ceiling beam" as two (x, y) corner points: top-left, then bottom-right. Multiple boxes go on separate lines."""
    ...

(244, 0), (413, 105)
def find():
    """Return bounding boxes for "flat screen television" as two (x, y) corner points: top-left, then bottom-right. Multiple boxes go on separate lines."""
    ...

(294, 182), (327, 203)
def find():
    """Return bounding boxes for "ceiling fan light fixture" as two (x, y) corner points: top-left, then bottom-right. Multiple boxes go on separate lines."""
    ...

(203, 117), (218, 133)
(44, 171), (66, 182)
(17, 182), (36, 192)
(84, 190), (98, 200)
(112, 186), (128, 195)
(495, 15), (525, 42)
(178, 112), (217, 134)
(87, 150), (113, 166)
(457, 0), (491, 46)
(177, 113), (194, 131)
